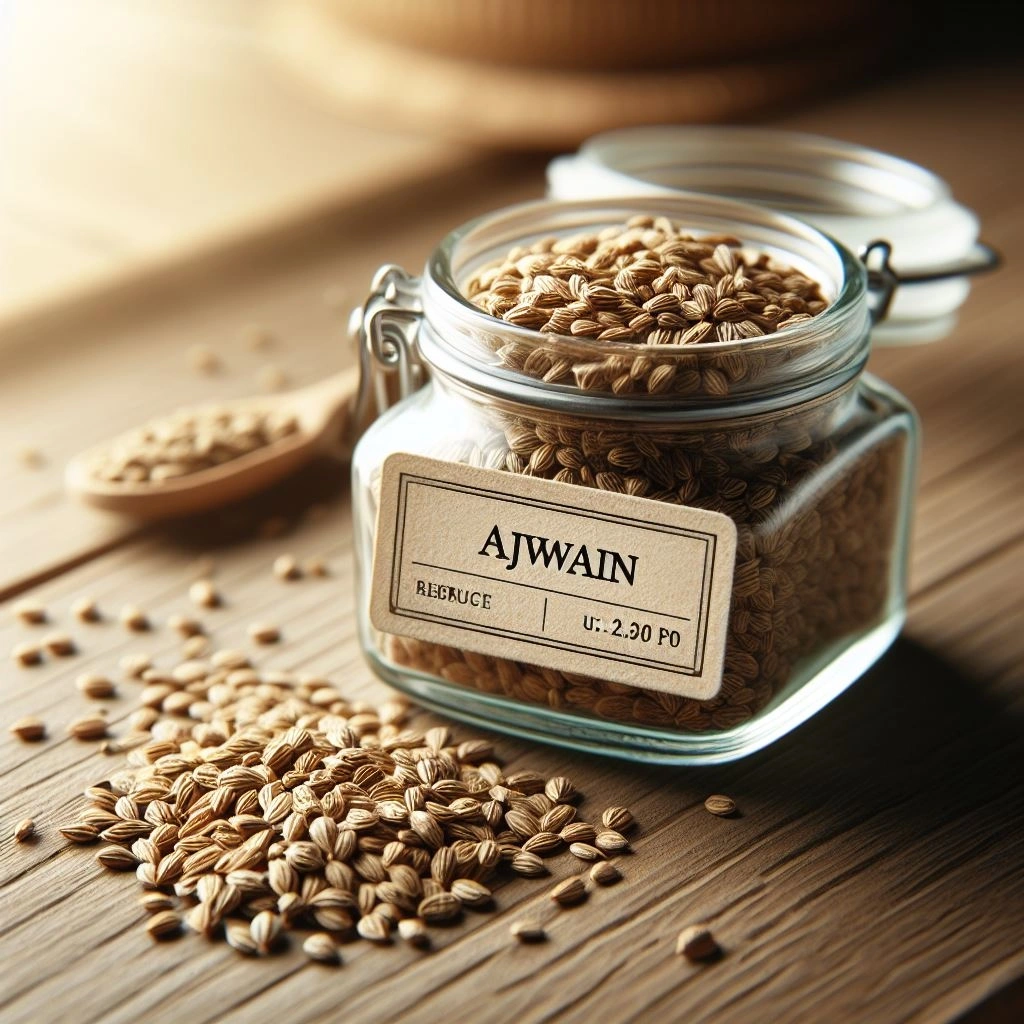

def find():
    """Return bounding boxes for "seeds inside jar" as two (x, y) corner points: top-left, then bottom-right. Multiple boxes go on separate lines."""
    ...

(382, 217), (906, 739)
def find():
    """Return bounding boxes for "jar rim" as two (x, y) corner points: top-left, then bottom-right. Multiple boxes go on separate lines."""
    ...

(419, 195), (872, 418)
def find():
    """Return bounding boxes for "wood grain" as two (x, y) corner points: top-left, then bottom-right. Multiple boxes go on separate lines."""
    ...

(2, 64), (1023, 1024)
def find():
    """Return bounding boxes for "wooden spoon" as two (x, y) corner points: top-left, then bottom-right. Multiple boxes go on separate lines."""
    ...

(65, 368), (362, 521)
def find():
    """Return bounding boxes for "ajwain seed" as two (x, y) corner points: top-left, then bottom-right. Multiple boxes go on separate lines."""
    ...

(272, 554), (301, 581)
(248, 622), (280, 645)
(11, 642), (43, 667)
(76, 672), (115, 699)
(510, 921), (547, 943)
(67, 714), (108, 741)
(14, 818), (35, 842)
(589, 861), (622, 886)
(12, 599), (47, 624)
(42, 632), (76, 657)
(549, 877), (587, 906)
(675, 924), (720, 962)
(303, 932), (340, 964)
(120, 605), (150, 632)
(704, 795), (737, 818)
(10, 716), (46, 741)
(146, 910), (182, 941)
(71, 596), (101, 623)
(189, 580), (220, 609)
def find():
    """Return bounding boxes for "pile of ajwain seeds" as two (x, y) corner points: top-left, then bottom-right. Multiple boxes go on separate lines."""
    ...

(7, 576), (711, 966)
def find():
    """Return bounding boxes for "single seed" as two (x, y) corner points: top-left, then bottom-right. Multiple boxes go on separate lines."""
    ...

(71, 596), (102, 623)
(561, 822), (597, 845)
(549, 876), (587, 906)
(304, 557), (329, 577)
(250, 911), (282, 953)
(450, 878), (492, 907)
(590, 861), (622, 886)
(303, 932), (340, 964)
(511, 852), (548, 877)
(140, 893), (176, 913)
(11, 641), (43, 667)
(182, 635), (210, 659)
(167, 614), (203, 638)
(569, 842), (604, 862)
(97, 846), (138, 870)
(76, 672), (116, 699)
(120, 605), (150, 631)
(42, 632), (76, 657)
(67, 714), (108, 741)
(9, 716), (46, 741)
(676, 924), (720, 962)
(146, 910), (182, 941)
(544, 777), (577, 803)
(594, 830), (629, 853)
(704, 795), (737, 818)
(120, 653), (152, 679)
(14, 818), (35, 842)
(510, 921), (547, 943)
(189, 580), (220, 609)
(601, 807), (635, 832)
(418, 892), (462, 923)
(12, 599), (47, 624)
(272, 554), (302, 581)
(242, 324), (274, 350)
(248, 622), (280, 645)
(397, 917), (430, 948)
(357, 913), (392, 943)
(17, 446), (45, 469)
(60, 823), (99, 844)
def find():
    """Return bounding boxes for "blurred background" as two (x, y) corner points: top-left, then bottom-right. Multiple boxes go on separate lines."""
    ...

(0, 0), (1013, 332)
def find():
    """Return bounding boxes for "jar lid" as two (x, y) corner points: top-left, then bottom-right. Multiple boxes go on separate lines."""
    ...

(547, 127), (997, 344)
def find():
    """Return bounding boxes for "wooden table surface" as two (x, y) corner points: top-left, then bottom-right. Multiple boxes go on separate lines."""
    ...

(2, 62), (1023, 1024)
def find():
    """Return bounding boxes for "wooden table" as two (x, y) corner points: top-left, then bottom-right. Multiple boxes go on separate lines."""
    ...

(2, 61), (1023, 1024)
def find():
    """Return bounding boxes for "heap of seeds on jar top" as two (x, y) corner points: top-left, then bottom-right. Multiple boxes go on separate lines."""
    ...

(386, 216), (903, 732)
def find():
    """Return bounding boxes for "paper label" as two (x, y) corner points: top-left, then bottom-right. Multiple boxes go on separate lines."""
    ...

(370, 454), (736, 700)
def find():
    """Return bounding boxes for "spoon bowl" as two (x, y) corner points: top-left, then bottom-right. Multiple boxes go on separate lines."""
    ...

(65, 368), (360, 521)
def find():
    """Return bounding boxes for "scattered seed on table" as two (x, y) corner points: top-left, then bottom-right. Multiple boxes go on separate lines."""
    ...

(544, 777), (577, 803)
(11, 642), (43, 667)
(704, 795), (737, 818)
(272, 554), (301, 581)
(76, 672), (115, 699)
(167, 613), (203, 638)
(12, 598), (47, 625)
(510, 921), (547, 944)
(41, 632), (76, 657)
(451, 878), (492, 908)
(119, 605), (150, 631)
(182, 635), (210, 659)
(569, 842), (604, 862)
(225, 923), (259, 956)
(119, 653), (152, 679)
(357, 914), (392, 943)
(9, 716), (46, 741)
(67, 714), (108, 740)
(188, 580), (220, 609)
(561, 822), (596, 845)
(418, 892), (462, 923)
(146, 910), (182, 941)
(186, 344), (219, 374)
(140, 893), (176, 913)
(60, 824), (99, 844)
(676, 924), (720, 962)
(97, 846), (137, 870)
(14, 818), (35, 843)
(257, 364), (287, 392)
(594, 830), (630, 853)
(397, 917), (429, 948)
(511, 851), (548, 877)
(248, 622), (280, 645)
(601, 807), (635, 832)
(303, 932), (340, 964)
(304, 557), (329, 577)
(250, 911), (282, 953)
(590, 861), (622, 886)
(71, 596), (102, 623)
(549, 877), (587, 906)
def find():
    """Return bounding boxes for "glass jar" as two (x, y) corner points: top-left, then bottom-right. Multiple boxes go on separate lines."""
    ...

(350, 195), (917, 764)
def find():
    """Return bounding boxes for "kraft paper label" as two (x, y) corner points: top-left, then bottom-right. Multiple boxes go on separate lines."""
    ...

(370, 454), (736, 700)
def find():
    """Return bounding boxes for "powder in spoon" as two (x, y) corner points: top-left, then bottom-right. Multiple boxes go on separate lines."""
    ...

(88, 407), (299, 484)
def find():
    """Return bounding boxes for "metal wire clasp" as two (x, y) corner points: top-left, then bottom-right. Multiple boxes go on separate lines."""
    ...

(860, 240), (900, 324)
(350, 264), (427, 431)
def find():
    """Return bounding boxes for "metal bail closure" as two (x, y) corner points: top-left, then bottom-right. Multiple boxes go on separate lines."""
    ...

(860, 240), (899, 325)
(350, 264), (426, 430)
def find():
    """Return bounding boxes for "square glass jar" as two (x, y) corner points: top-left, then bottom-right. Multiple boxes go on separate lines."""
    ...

(350, 196), (918, 764)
